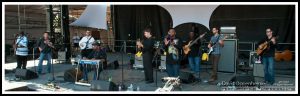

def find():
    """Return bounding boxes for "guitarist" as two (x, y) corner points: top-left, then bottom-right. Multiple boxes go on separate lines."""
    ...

(136, 28), (155, 83)
(207, 27), (225, 83)
(258, 28), (277, 85)
(185, 31), (202, 80)
(163, 28), (183, 77)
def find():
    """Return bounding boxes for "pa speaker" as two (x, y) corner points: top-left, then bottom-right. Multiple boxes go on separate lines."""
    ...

(107, 60), (119, 69)
(64, 68), (83, 82)
(90, 80), (118, 91)
(15, 69), (38, 80)
(179, 71), (195, 84)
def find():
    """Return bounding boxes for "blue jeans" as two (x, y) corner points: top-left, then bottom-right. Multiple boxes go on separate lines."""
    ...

(38, 52), (52, 74)
(188, 56), (201, 73)
(166, 63), (180, 77)
(262, 56), (275, 84)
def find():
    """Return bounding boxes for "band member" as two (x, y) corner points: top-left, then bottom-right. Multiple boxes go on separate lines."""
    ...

(136, 28), (155, 83)
(15, 31), (29, 69)
(186, 31), (201, 79)
(72, 32), (81, 52)
(37, 32), (54, 74)
(258, 28), (277, 85)
(79, 30), (95, 58)
(164, 28), (183, 77)
(207, 27), (224, 82)
(79, 40), (107, 83)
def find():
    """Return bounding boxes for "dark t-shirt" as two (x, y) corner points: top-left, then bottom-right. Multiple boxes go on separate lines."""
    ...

(163, 36), (183, 64)
(37, 38), (52, 53)
(186, 37), (201, 57)
(258, 37), (277, 57)
(87, 49), (107, 60)
(142, 37), (155, 54)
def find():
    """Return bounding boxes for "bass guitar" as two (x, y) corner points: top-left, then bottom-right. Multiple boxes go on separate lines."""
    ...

(183, 32), (207, 55)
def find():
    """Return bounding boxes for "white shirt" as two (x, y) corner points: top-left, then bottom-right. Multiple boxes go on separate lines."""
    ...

(72, 35), (80, 43)
(79, 36), (95, 50)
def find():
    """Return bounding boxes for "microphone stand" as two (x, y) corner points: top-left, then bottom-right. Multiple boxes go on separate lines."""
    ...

(46, 41), (58, 89)
(119, 41), (126, 90)
(152, 42), (162, 87)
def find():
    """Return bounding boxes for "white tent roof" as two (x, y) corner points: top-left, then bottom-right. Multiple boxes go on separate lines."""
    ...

(160, 5), (219, 28)
(70, 5), (107, 29)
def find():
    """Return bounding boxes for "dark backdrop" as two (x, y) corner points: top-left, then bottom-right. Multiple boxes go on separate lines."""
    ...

(113, 5), (295, 53)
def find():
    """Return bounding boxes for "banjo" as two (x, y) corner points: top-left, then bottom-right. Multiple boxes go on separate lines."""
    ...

(79, 36), (93, 50)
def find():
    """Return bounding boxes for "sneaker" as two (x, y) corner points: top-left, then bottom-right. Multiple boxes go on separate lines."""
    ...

(208, 78), (216, 82)
(15, 77), (21, 81)
(79, 79), (88, 83)
(195, 78), (202, 82)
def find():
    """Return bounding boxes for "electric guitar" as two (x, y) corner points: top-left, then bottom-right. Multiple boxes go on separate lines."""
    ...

(208, 36), (228, 55)
(183, 32), (207, 55)
(135, 38), (143, 57)
(256, 36), (277, 56)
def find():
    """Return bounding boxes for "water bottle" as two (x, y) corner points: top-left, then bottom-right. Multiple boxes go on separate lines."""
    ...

(136, 86), (140, 91)
(128, 84), (133, 91)
(118, 85), (122, 91)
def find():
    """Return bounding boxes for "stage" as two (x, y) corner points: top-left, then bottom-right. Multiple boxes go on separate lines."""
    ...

(4, 53), (295, 92)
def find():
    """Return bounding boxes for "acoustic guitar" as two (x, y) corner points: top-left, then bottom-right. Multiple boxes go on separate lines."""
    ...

(183, 32), (207, 55)
(256, 36), (277, 56)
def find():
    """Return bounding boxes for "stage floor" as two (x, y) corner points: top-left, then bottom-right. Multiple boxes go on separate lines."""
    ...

(3, 53), (296, 92)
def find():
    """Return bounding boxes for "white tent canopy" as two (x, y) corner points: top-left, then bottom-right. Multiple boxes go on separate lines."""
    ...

(160, 5), (219, 28)
(70, 5), (107, 29)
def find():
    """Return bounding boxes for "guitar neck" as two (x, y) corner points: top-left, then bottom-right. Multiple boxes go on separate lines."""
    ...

(188, 33), (206, 47)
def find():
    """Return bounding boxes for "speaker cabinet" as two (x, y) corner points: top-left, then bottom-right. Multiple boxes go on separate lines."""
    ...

(218, 39), (237, 73)
(90, 80), (118, 91)
(15, 69), (38, 80)
(179, 71), (195, 84)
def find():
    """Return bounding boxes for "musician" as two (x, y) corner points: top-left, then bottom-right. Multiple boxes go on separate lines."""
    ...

(186, 31), (201, 79)
(72, 32), (81, 52)
(258, 28), (277, 85)
(136, 28), (155, 83)
(79, 40), (107, 82)
(207, 27), (224, 82)
(15, 31), (29, 69)
(79, 30), (95, 58)
(37, 32), (54, 74)
(164, 28), (183, 77)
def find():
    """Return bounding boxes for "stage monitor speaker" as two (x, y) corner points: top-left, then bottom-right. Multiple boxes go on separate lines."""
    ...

(230, 76), (256, 86)
(179, 71), (195, 84)
(64, 68), (83, 82)
(15, 69), (38, 80)
(90, 80), (118, 91)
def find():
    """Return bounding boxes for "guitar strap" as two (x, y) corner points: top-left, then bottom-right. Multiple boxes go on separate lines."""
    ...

(84, 36), (92, 50)
(16, 36), (24, 47)
(211, 35), (220, 47)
